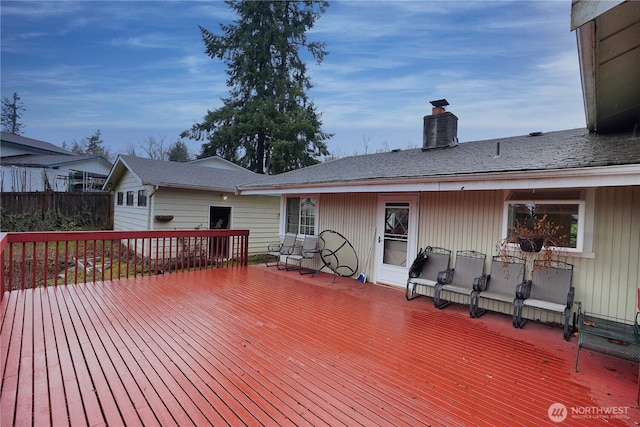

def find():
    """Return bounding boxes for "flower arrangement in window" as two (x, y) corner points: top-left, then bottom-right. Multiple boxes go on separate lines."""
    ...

(497, 213), (568, 271)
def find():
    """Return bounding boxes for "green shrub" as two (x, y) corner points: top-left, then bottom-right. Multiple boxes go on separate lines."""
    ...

(0, 206), (98, 232)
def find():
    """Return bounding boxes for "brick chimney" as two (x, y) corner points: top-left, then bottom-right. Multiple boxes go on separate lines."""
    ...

(423, 99), (458, 150)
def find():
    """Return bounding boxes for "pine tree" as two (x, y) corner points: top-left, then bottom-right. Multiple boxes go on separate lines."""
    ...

(1, 92), (26, 135)
(167, 140), (191, 162)
(181, 0), (331, 174)
(71, 130), (112, 160)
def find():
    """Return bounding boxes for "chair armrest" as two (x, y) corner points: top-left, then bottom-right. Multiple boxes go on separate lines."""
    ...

(566, 286), (575, 308)
(267, 242), (281, 252)
(473, 274), (489, 292)
(437, 268), (454, 285)
(515, 280), (532, 300)
(301, 248), (320, 258)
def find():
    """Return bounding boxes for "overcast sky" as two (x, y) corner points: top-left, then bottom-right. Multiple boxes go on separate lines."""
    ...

(1, 0), (586, 159)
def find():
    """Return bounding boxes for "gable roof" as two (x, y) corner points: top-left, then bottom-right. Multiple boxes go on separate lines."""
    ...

(105, 155), (262, 193)
(237, 128), (640, 194)
(1, 132), (74, 156)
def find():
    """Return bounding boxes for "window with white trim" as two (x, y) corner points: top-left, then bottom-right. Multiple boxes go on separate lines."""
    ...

(285, 197), (316, 236)
(138, 190), (147, 207)
(504, 190), (589, 253)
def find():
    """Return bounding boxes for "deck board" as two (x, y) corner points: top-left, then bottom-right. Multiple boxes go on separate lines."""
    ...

(1, 265), (638, 426)
(1, 291), (23, 427)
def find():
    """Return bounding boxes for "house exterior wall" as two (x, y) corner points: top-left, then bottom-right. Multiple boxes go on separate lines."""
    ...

(314, 186), (639, 323)
(151, 188), (280, 256)
(112, 170), (150, 231)
(0, 158), (111, 192)
(61, 158), (112, 175)
(1, 166), (65, 192)
(313, 193), (378, 278)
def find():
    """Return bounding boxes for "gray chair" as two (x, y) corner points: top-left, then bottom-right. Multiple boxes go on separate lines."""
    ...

(434, 250), (486, 310)
(285, 235), (320, 275)
(265, 233), (298, 269)
(470, 256), (525, 318)
(514, 260), (574, 340)
(406, 247), (451, 301)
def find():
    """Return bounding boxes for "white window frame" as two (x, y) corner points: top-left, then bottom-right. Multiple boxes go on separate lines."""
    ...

(502, 190), (594, 255)
(281, 195), (318, 236)
(137, 189), (147, 207)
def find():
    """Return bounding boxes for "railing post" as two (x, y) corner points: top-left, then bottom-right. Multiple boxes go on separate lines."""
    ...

(2, 229), (250, 292)
(0, 233), (6, 298)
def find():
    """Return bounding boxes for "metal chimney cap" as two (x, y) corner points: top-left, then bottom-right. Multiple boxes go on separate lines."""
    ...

(430, 99), (449, 108)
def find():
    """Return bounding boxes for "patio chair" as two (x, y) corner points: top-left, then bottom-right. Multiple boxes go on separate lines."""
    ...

(285, 234), (320, 275)
(434, 250), (486, 310)
(265, 233), (298, 269)
(406, 247), (452, 301)
(513, 260), (574, 340)
(470, 255), (525, 318)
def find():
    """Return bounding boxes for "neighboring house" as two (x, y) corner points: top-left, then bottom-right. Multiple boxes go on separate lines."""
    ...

(237, 1), (640, 324)
(0, 132), (112, 192)
(103, 155), (280, 256)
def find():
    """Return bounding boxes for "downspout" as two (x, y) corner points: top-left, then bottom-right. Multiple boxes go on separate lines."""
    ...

(147, 185), (159, 230)
(575, 21), (597, 132)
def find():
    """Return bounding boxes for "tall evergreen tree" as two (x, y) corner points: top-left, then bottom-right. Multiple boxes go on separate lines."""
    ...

(181, 0), (331, 174)
(167, 140), (191, 162)
(71, 129), (112, 160)
(1, 92), (26, 135)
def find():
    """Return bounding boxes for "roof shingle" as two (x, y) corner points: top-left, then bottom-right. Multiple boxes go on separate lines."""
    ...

(239, 128), (640, 189)
(118, 155), (262, 192)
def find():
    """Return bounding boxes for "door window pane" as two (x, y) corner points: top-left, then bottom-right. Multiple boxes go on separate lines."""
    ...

(383, 203), (409, 266)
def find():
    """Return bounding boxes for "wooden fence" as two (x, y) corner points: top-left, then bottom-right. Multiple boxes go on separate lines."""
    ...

(0, 192), (113, 229)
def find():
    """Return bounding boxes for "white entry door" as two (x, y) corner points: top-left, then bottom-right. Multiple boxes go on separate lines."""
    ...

(375, 194), (419, 286)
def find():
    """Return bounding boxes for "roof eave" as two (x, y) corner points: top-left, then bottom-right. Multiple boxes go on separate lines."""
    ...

(133, 179), (235, 193)
(237, 164), (640, 195)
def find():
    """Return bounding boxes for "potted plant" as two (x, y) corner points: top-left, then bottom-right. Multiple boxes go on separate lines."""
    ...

(497, 214), (568, 271)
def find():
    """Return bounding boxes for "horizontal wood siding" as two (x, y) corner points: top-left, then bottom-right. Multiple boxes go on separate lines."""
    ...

(152, 189), (279, 256)
(152, 188), (215, 230)
(112, 172), (149, 231)
(227, 195), (280, 256)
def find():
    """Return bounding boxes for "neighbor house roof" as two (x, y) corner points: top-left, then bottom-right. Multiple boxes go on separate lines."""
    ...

(105, 155), (263, 193)
(1, 132), (74, 156)
(237, 128), (640, 194)
(1, 154), (111, 169)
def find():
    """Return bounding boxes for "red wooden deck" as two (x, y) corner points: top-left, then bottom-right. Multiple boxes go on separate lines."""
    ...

(1, 265), (638, 426)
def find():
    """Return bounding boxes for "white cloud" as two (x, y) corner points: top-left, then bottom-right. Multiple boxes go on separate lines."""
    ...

(1, 0), (586, 156)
